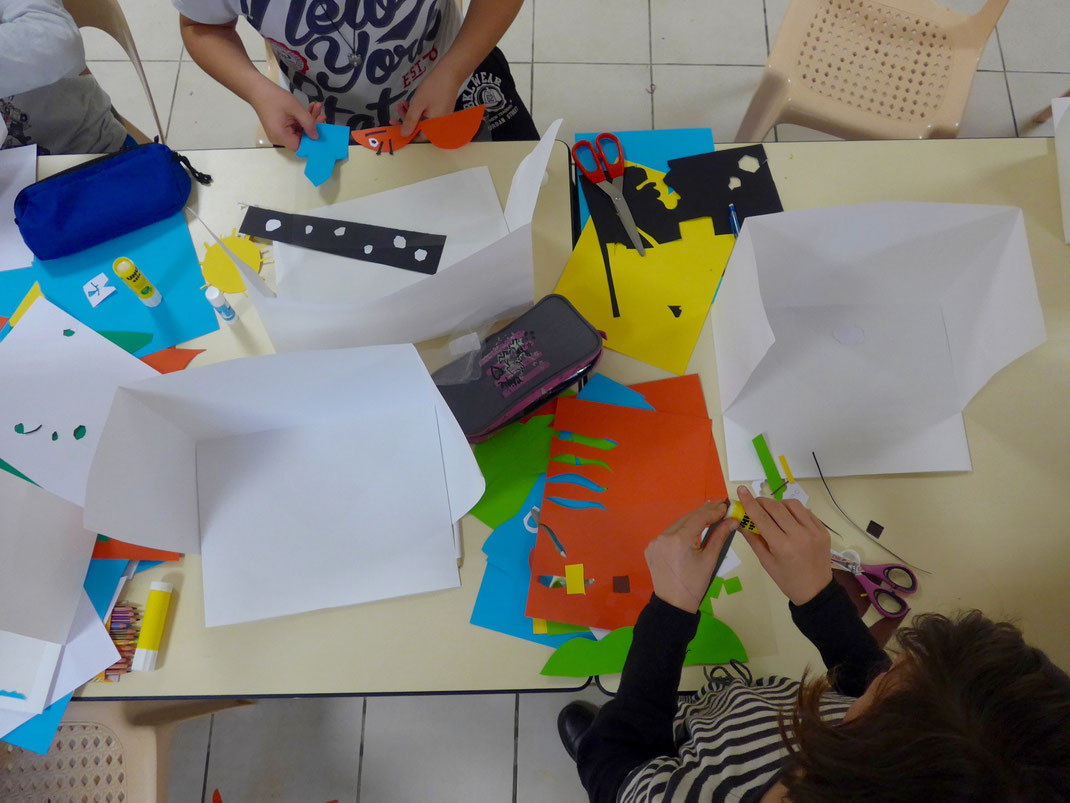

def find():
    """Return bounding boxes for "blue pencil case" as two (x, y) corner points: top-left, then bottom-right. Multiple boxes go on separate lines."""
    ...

(13, 143), (212, 260)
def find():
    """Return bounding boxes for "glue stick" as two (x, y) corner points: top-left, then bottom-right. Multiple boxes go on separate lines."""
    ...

(205, 286), (236, 323)
(132, 581), (173, 672)
(724, 500), (761, 534)
(113, 257), (162, 307)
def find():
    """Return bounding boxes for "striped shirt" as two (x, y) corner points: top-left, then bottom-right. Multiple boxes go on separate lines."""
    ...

(619, 675), (853, 802)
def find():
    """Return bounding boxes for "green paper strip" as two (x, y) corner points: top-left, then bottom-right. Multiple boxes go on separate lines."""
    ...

(540, 613), (749, 677)
(551, 454), (612, 471)
(99, 330), (154, 354)
(723, 576), (743, 595)
(557, 432), (617, 451)
(709, 577), (725, 599)
(0, 458), (33, 484)
(752, 433), (784, 500)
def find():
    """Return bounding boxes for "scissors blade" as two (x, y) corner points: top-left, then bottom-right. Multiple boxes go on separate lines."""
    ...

(605, 182), (646, 256)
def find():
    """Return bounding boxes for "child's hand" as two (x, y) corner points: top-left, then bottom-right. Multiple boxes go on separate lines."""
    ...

(735, 485), (832, 606)
(645, 501), (736, 613)
(250, 83), (318, 151)
(309, 101), (327, 124)
(399, 65), (465, 137)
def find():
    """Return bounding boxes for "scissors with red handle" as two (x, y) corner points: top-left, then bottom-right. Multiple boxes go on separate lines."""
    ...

(831, 548), (918, 619)
(572, 133), (646, 256)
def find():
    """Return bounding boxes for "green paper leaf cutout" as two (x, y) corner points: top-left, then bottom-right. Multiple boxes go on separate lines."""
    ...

(470, 415), (555, 529)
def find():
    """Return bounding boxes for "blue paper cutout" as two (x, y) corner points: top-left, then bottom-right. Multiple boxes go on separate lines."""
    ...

(0, 213), (219, 356)
(546, 497), (606, 510)
(546, 473), (606, 493)
(0, 690), (26, 700)
(575, 128), (715, 229)
(296, 123), (351, 187)
(576, 374), (655, 411)
(473, 475), (596, 648)
(134, 560), (162, 574)
(0, 558), (129, 753)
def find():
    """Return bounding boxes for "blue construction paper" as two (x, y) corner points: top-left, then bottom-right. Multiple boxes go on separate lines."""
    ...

(134, 560), (162, 573)
(0, 212), (218, 356)
(1, 558), (128, 753)
(575, 128), (715, 228)
(296, 123), (351, 187)
(483, 475), (546, 571)
(577, 374), (655, 410)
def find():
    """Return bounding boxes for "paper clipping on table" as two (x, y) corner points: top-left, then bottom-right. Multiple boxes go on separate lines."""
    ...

(714, 203), (1046, 481)
(0, 144), (36, 272)
(1052, 97), (1070, 244)
(237, 120), (563, 352)
(84, 344), (485, 627)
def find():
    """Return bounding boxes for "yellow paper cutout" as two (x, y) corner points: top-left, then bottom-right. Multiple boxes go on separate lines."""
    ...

(565, 563), (586, 595)
(200, 232), (262, 293)
(779, 455), (795, 484)
(7, 282), (42, 328)
(532, 618), (548, 635)
(631, 161), (679, 215)
(555, 217), (734, 375)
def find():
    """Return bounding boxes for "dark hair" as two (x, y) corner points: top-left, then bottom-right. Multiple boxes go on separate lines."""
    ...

(781, 611), (1070, 802)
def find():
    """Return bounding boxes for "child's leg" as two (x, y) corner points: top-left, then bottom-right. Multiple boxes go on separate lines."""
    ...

(454, 48), (538, 141)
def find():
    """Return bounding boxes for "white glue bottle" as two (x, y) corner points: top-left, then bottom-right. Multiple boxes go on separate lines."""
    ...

(205, 286), (237, 324)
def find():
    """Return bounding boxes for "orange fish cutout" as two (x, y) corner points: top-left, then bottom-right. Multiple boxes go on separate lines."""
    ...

(350, 106), (485, 155)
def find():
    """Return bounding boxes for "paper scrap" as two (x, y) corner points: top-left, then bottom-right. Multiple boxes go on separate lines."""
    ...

(564, 564), (586, 595)
(296, 123), (351, 187)
(91, 537), (181, 563)
(752, 434), (784, 500)
(723, 576), (743, 595)
(6, 281), (41, 328)
(139, 346), (204, 374)
(532, 618), (548, 635)
(82, 273), (117, 307)
(0, 144), (36, 272)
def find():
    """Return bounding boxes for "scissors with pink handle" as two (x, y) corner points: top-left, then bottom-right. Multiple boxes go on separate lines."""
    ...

(831, 548), (918, 618)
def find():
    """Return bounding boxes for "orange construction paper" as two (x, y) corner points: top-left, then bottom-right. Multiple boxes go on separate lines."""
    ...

(526, 396), (727, 630)
(0, 316), (8, 328)
(92, 537), (182, 563)
(349, 106), (485, 155)
(139, 346), (205, 374)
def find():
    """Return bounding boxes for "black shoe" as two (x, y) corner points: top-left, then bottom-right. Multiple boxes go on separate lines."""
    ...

(558, 701), (599, 762)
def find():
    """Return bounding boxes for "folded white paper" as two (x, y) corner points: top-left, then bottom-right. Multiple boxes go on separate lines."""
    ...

(84, 344), (485, 626)
(241, 120), (563, 352)
(714, 203), (1046, 480)
(1053, 97), (1070, 244)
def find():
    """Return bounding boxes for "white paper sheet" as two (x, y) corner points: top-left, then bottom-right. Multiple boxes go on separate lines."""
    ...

(241, 120), (563, 353)
(0, 144), (36, 272)
(0, 593), (120, 737)
(1053, 97), (1070, 244)
(0, 632), (59, 715)
(0, 297), (158, 505)
(714, 203), (1046, 480)
(84, 344), (483, 625)
(0, 470), (96, 644)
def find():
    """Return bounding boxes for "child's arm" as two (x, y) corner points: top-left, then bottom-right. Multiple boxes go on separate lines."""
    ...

(400, 0), (525, 136)
(179, 14), (317, 151)
(0, 0), (85, 97)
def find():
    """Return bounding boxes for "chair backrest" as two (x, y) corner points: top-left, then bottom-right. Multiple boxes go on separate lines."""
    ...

(63, 0), (166, 143)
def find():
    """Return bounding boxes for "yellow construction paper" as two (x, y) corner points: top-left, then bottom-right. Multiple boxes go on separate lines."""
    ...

(565, 563), (586, 595)
(200, 232), (262, 293)
(7, 282), (42, 328)
(555, 217), (734, 375)
(779, 455), (795, 484)
(532, 618), (548, 635)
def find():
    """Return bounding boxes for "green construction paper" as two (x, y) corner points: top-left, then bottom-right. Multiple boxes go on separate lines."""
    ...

(723, 576), (743, 595)
(709, 576), (725, 599)
(545, 620), (591, 636)
(0, 457), (32, 483)
(540, 612), (748, 677)
(98, 330), (154, 354)
(752, 433), (784, 500)
(470, 415), (555, 529)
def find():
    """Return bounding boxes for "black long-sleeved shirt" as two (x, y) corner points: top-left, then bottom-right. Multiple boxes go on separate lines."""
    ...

(577, 579), (891, 802)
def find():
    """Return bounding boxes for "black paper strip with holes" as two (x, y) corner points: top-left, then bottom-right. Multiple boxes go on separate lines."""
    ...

(663, 144), (783, 237)
(239, 206), (447, 275)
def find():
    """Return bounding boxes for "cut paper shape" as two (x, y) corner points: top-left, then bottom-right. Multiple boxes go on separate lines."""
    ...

(295, 122), (351, 187)
(139, 346), (204, 374)
(724, 576), (743, 595)
(715, 203), (1046, 480)
(83, 344), (483, 627)
(63, 329), (74, 337)
(199, 232), (262, 293)
(779, 455), (795, 484)
(527, 396), (727, 630)
(668, 305), (682, 318)
(91, 537), (182, 563)
(470, 413), (555, 529)
(6, 281), (41, 328)
(612, 576), (630, 593)
(0, 297), (158, 506)
(240, 206), (445, 276)
(556, 216), (734, 374)
(72, 426), (86, 440)
(752, 434), (784, 500)
(532, 618), (548, 635)
(0, 691), (26, 700)
(350, 106), (485, 155)
(14, 423), (41, 435)
(710, 577), (725, 599)
(99, 330), (153, 354)
(565, 564), (586, 595)
(265, 219), (282, 232)
(82, 273), (116, 308)
(239, 120), (562, 353)
(575, 128), (715, 229)
(664, 144), (783, 235)
(0, 212), (220, 357)
(546, 473), (606, 493)
(558, 432), (617, 450)
(576, 373), (655, 412)
(471, 475), (595, 649)
(551, 455), (612, 471)
(0, 144), (36, 273)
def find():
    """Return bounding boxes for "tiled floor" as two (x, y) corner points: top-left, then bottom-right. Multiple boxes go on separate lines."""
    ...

(85, 0), (1070, 149)
(76, 0), (1068, 800)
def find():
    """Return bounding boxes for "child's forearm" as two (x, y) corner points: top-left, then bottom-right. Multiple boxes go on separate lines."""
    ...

(179, 15), (274, 106)
(435, 0), (525, 84)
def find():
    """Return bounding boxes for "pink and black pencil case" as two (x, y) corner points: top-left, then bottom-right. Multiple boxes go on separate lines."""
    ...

(435, 294), (603, 442)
